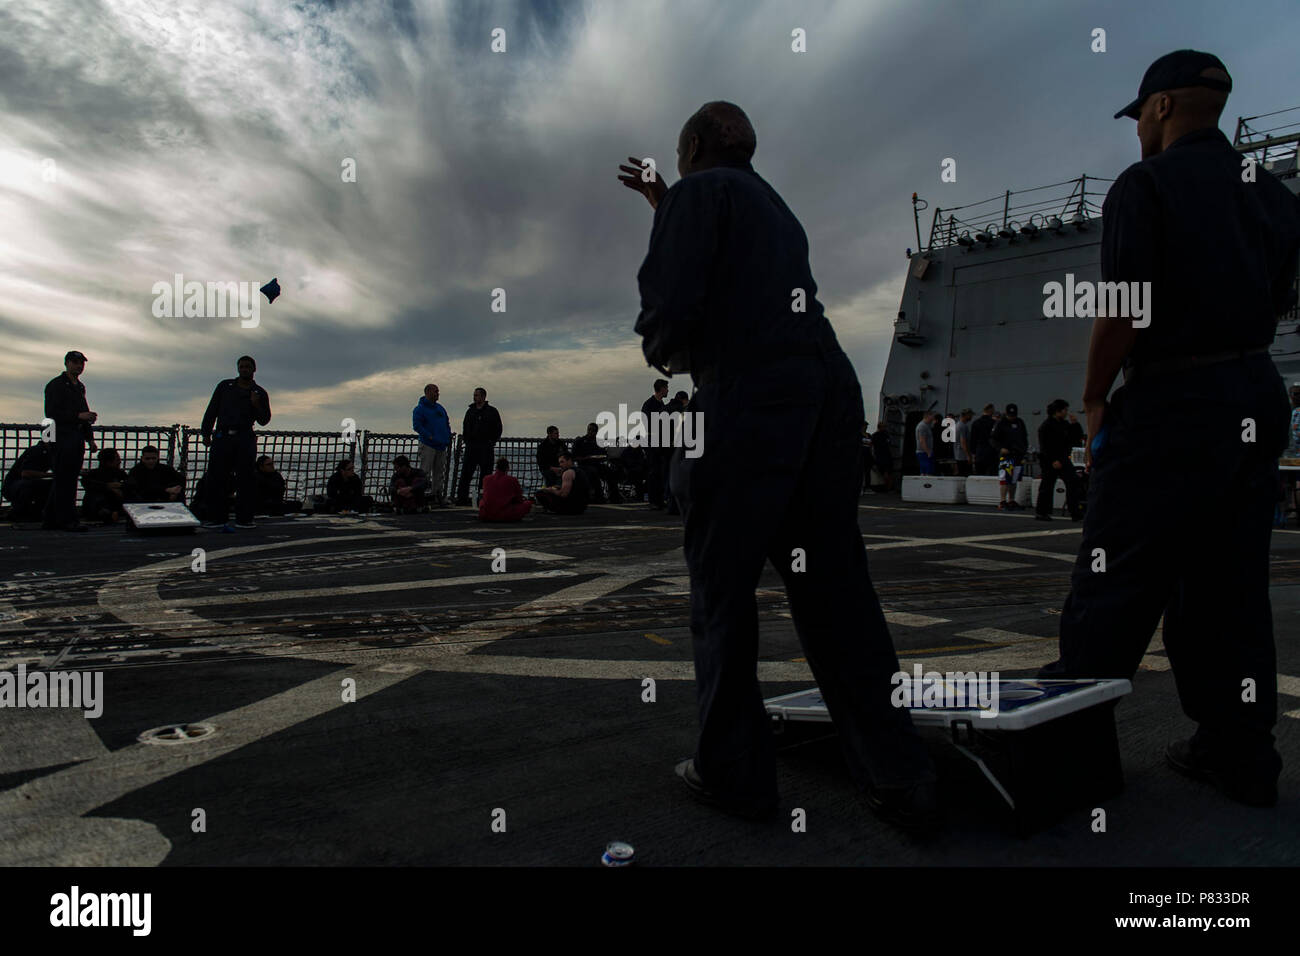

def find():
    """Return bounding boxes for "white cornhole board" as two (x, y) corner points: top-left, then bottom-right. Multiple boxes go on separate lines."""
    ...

(1070, 446), (1086, 467)
(1029, 478), (1067, 511)
(964, 475), (1032, 506)
(902, 475), (966, 504)
(122, 502), (200, 532)
(766, 679), (1131, 830)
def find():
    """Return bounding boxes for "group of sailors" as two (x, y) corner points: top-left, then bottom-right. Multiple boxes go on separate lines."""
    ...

(866, 401), (1089, 519)
(2, 352), (686, 528)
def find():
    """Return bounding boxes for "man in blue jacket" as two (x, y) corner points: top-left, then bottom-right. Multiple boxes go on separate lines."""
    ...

(413, 383), (452, 507)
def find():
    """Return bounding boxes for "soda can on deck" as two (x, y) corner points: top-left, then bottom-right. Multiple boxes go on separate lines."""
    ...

(601, 841), (635, 867)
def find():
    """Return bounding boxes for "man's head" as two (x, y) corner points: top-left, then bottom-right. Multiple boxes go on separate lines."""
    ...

(1289, 383), (1300, 407)
(653, 378), (669, 399)
(140, 445), (160, 469)
(1047, 398), (1069, 419)
(64, 350), (87, 377)
(546, 425), (559, 440)
(677, 101), (756, 178)
(1005, 403), (1018, 418)
(97, 448), (119, 468)
(496, 456), (510, 473)
(473, 387), (487, 406)
(586, 422), (599, 438)
(961, 408), (973, 421)
(674, 390), (689, 404)
(425, 384), (439, 402)
(921, 411), (934, 424)
(1115, 50), (1231, 160)
(237, 355), (256, 380)
(394, 455), (411, 473)
(256, 454), (275, 472)
(983, 403), (995, 416)
(337, 458), (355, 475)
(558, 451), (574, 469)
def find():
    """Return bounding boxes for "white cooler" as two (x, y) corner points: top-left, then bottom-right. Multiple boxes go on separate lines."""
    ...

(901, 475), (967, 504)
(965, 475), (1031, 507)
(1030, 477), (1067, 511)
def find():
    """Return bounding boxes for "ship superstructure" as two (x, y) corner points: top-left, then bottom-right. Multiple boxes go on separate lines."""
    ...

(877, 106), (1300, 470)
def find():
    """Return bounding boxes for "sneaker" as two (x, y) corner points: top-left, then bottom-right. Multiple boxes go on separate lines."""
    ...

(865, 780), (943, 833)
(1165, 739), (1277, 808)
(674, 758), (776, 821)
(997, 503), (1007, 511)
(234, 521), (256, 529)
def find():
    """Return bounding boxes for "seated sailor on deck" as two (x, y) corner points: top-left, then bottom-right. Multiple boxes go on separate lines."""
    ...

(534, 451), (590, 515)
(80, 448), (127, 523)
(389, 455), (429, 514)
(253, 455), (302, 515)
(478, 457), (533, 522)
(321, 459), (373, 514)
(3, 440), (55, 520)
(124, 445), (186, 503)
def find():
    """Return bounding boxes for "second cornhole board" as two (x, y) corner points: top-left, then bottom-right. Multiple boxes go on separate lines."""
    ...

(122, 502), (200, 532)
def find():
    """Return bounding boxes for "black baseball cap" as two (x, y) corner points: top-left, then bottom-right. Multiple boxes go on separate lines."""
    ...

(64, 350), (87, 363)
(1005, 403), (1018, 415)
(1114, 49), (1232, 120)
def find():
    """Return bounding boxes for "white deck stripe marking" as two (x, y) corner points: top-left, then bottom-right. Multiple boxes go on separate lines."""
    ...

(930, 557), (1032, 571)
(883, 610), (952, 627)
(0, 664), (413, 864)
(955, 627), (1048, 645)
(1278, 674), (1300, 697)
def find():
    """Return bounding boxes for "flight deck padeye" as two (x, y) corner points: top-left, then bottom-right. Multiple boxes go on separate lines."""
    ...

(765, 679), (1131, 834)
(121, 502), (200, 533)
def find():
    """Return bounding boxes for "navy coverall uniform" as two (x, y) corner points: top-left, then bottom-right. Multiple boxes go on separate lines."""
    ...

(456, 403), (502, 504)
(42, 373), (93, 528)
(1044, 127), (1300, 785)
(200, 379), (271, 524)
(636, 162), (935, 807)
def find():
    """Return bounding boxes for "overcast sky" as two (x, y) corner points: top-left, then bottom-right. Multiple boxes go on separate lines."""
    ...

(2, 0), (1296, 437)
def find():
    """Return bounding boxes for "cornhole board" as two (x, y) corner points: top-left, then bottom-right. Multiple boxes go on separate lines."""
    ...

(1070, 446), (1086, 467)
(964, 475), (1032, 507)
(766, 678), (1131, 834)
(122, 502), (200, 533)
(901, 475), (967, 504)
(1029, 478), (1067, 511)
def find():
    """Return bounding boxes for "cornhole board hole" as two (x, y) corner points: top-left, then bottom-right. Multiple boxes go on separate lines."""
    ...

(122, 502), (199, 533)
(965, 475), (1031, 507)
(765, 678), (1131, 834)
(902, 475), (966, 504)
(1029, 478), (1068, 511)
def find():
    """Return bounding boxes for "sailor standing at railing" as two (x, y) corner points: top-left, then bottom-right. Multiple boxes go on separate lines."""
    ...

(199, 355), (272, 529)
(41, 349), (96, 533)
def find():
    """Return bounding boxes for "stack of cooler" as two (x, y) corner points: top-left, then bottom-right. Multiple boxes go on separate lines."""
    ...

(964, 475), (1032, 506)
(901, 475), (967, 504)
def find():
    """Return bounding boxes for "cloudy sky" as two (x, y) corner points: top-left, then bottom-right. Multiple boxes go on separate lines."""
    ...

(1, 0), (1296, 437)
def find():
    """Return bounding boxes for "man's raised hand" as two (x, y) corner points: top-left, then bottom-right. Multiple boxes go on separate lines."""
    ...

(618, 156), (668, 210)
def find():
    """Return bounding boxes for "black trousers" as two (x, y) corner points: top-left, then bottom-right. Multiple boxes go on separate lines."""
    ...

(456, 443), (494, 502)
(674, 350), (935, 805)
(42, 436), (84, 527)
(6, 478), (51, 519)
(974, 452), (998, 477)
(646, 446), (666, 506)
(1035, 461), (1083, 518)
(205, 432), (257, 524)
(1043, 356), (1288, 781)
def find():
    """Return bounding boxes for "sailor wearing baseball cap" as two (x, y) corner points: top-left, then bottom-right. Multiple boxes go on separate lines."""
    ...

(1040, 49), (1300, 808)
(42, 350), (97, 531)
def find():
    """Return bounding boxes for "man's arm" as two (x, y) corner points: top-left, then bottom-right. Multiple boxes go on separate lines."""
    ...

(557, 468), (574, 498)
(1084, 168), (1160, 448)
(488, 407), (503, 443)
(634, 176), (723, 369)
(252, 387), (271, 426)
(201, 383), (222, 442)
